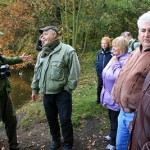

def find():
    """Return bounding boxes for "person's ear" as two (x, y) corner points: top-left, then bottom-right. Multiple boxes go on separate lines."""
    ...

(53, 32), (57, 38)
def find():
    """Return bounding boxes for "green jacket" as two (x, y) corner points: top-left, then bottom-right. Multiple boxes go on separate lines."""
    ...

(31, 42), (81, 94)
(128, 39), (139, 52)
(0, 55), (23, 96)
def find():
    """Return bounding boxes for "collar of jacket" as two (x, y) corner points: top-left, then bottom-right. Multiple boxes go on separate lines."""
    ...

(117, 53), (129, 59)
(139, 44), (150, 52)
(101, 47), (111, 54)
(128, 38), (134, 45)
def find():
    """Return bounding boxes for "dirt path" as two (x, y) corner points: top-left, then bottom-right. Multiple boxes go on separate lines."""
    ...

(0, 119), (109, 150)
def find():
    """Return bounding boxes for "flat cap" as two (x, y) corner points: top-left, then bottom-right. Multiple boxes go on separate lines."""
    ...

(0, 31), (4, 36)
(39, 26), (58, 34)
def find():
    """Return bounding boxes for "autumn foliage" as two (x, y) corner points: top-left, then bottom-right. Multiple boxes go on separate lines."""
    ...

(0, 0), (150, 63)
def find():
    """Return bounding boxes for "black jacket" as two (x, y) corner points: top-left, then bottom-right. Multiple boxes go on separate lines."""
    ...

(95, 48), (112, 78)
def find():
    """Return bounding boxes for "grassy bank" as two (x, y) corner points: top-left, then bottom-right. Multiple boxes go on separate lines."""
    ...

(15, 51), (108, 130)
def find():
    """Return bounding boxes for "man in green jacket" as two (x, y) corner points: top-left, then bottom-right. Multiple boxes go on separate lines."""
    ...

(0, 31), (32, 150)
(31, 26), (81, 150)
(120, 31), (139, 52)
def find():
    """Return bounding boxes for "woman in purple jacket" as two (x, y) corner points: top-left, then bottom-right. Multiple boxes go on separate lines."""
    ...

(101, 36), (130, 150)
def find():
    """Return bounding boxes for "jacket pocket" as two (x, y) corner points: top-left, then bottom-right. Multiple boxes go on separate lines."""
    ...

(50, 61), (64, 81)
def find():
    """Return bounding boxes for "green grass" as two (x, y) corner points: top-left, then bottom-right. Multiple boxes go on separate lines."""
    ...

(72, 51), (108, 128)
(17, 101), (46, 128)
(15, 51), (109, 129)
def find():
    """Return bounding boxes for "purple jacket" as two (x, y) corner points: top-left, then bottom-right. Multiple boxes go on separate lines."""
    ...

(100, 53), (130, 111)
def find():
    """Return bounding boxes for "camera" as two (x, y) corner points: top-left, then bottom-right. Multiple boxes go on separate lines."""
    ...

(0, 64), (11, 78)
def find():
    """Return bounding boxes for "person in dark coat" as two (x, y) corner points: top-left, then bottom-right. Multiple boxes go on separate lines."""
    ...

(0, 31), (32, 150)
(128, 71), (150, 150)
(35, 34), (43, 51)
(95, 36), (112, 104)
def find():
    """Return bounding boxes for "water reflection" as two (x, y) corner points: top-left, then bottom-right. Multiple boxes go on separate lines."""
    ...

(11, 69), (34, 109)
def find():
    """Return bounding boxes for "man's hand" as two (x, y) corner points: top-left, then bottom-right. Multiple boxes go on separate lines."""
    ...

(31, 94), (39, 101)
(21, 53), (33, 62)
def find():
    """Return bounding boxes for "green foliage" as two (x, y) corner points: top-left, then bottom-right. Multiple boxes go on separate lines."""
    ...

(0, 0), (13, 5)
(0, 0), (150, 55)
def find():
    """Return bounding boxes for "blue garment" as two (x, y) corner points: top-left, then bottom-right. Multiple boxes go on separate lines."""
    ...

(116, 108), (134, 150)
(95, 48), (112, 78)
(101, 53), (130, 111)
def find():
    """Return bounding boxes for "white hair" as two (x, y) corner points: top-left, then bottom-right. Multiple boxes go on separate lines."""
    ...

(137, 11), (150, 29)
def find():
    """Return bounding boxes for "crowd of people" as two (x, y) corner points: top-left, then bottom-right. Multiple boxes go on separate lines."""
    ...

(100, 36), (130, 150)
(95, 11), (150, 150)
(0, 10), (150, 150)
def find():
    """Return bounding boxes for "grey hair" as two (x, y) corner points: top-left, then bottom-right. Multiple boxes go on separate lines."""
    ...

(120, 31), (131, 37)
(137, 11), (150, 29)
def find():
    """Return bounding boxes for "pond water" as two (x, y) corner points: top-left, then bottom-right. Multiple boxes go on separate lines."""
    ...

(11, 69), (34, 109)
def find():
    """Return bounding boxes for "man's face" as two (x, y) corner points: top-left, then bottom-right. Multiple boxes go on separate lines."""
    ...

(40, 30), (56, 46)
(138, 21), (150, 50)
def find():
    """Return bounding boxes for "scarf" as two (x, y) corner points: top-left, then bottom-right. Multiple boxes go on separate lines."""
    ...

(41, 38), (60, 58)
